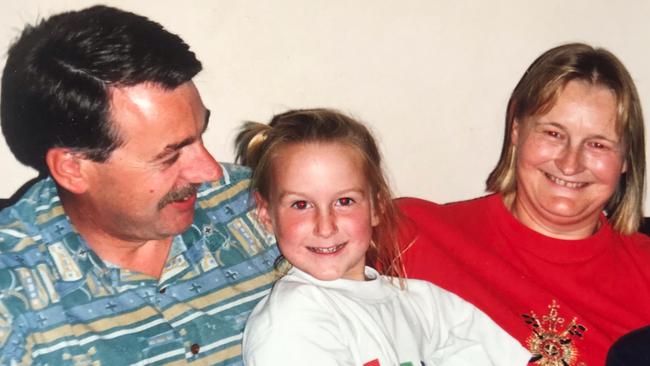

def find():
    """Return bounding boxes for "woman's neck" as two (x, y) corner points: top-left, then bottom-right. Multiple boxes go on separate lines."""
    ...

(505, 192), (601, 240)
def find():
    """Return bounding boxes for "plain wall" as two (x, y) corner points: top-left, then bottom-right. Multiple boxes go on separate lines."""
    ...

(2, 1), (649, 211)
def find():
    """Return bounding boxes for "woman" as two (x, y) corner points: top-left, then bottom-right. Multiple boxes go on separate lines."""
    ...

(397, 43), (650, 366)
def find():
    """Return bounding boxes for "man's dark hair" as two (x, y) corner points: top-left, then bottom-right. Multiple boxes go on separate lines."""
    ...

(1, 5), (202, 173)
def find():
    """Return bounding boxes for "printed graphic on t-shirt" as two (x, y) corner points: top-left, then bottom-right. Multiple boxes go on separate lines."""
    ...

(522, 300), (587, 366)
(363, 359), (425, 366)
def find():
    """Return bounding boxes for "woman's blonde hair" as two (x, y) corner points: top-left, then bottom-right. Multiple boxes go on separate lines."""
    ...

(235, 108), (406, 278)
(487, 43), (645, 234)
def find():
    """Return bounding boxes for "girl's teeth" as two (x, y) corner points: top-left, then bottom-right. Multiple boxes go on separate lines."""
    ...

(309, 243), (345, 254)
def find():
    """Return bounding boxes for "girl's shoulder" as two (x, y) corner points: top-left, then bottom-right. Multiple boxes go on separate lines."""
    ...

(268, 274), (323, 301)
(245, 274), (345, 340)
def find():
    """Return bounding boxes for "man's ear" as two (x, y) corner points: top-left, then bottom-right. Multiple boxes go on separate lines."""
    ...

(254, 191), (274, 233)
(46, 148), (90, 194)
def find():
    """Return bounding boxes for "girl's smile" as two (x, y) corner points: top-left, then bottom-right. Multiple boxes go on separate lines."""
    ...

(256, 141), (378, 281)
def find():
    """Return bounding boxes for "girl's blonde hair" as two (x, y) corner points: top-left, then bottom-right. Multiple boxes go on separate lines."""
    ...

(487, 43), (645, 234)
(235, 108), (406, 279)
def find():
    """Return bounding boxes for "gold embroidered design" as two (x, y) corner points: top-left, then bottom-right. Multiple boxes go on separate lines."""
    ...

(522, 300), (587, 366)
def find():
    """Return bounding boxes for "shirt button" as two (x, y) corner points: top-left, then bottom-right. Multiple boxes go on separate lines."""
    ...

(159, 287), (167, 294)
(190, 343), (200, 355)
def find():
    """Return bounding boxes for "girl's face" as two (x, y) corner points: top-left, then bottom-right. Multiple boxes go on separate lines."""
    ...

(256, 142), (378, 281)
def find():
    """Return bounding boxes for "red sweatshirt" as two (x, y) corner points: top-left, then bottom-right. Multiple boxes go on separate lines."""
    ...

(397, 194), (650, 366)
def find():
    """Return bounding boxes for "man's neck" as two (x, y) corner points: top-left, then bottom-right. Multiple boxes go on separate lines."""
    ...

(60, 192), (173, 278)
(80, 232), (173, 278)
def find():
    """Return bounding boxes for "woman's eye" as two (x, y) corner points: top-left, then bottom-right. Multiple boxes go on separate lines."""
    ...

(337, 197), (355, 206)
(291, 201), (309, 210)
(545, 130), (560, 138)
(590, 141), (606, 149)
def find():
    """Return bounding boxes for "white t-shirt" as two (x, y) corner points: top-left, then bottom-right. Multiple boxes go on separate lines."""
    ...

(243, 266), (530, 365)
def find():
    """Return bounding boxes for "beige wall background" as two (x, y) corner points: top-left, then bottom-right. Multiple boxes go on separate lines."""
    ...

(2, 1), (649, 211)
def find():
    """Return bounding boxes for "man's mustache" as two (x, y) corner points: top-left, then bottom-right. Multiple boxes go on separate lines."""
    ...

(157, 184), (201, 209)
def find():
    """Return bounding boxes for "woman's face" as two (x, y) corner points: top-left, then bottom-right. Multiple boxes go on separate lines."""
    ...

(511, 80), (626, 239)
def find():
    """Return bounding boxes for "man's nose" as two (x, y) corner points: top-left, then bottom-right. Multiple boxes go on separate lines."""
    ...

(182, 143), (222, 183)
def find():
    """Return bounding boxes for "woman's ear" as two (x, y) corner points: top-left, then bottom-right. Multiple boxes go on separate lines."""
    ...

(511, 118), (521, 145)
(46, 148), (90, 194)
(254, 191), (274, 232)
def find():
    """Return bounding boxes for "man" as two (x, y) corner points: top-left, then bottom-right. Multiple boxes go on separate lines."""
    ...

(0, 5), (278, 365)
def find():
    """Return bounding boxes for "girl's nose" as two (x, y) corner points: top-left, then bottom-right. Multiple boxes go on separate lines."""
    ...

(315, 210), (338, 238)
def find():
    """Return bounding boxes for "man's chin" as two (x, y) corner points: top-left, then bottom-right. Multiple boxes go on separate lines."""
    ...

(157, 210), (196, 237)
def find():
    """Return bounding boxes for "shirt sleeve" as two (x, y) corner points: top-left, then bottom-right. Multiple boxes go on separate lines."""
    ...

(422, 282), (531, 366)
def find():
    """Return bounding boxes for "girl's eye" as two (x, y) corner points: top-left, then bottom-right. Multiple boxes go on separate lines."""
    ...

(337, 197), (355, 206)
(291, 201), (309, 210)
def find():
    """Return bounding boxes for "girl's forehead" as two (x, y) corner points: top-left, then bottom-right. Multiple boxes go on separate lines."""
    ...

(275, 141), (364, 158)
(273, 141), (362, 167)
(271, 142), (369, 186)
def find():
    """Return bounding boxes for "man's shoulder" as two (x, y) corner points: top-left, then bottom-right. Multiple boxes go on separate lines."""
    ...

(220, 162), (252, 183)
(196, 163), (254, 210)
(198, 163), (251, 194)
(0, 177), (61, 253)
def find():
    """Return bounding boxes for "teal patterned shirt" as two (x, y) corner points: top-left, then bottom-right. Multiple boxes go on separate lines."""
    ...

(0, 163), (279, 365)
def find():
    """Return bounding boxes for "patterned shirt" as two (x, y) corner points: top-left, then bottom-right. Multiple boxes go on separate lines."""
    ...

(0, 163), (279, 365)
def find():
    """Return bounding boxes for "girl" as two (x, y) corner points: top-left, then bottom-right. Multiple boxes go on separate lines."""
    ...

(238, 109), (529, 365)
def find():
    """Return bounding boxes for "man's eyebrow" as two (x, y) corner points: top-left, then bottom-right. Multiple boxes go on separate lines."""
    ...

(151, 109), (210, 162)
(151, 136), (196, 162)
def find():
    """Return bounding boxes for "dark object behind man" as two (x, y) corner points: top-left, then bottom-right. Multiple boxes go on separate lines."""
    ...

(606, 325), (650, 366)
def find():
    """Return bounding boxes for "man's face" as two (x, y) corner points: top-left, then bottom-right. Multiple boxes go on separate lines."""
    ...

(80, 81), (222, 242)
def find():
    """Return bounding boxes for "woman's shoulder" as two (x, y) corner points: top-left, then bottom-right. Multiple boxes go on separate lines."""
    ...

(396, 194), (497, 217)
(396, 194), (500, 237)
(626, 230), (650, 244)
(617, 230), (650, 259)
